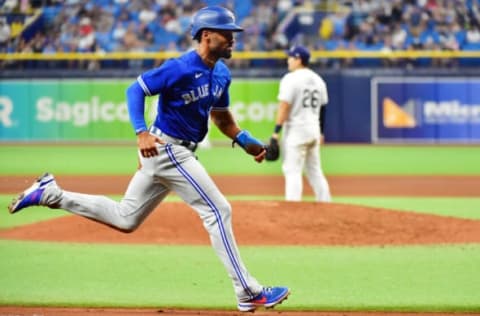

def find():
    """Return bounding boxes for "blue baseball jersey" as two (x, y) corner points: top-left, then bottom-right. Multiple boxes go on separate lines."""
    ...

(136, 50), (232, 143)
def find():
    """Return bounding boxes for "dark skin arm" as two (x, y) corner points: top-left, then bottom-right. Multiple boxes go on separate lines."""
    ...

(137, 110), (266, 162)
(210, 110), (266, 163)
(136, 131), (164, 158)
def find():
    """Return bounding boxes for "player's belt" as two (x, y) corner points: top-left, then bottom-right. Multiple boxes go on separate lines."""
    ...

(149, 126), (198, 152)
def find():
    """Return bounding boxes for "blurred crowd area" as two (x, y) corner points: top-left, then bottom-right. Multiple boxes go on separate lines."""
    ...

(1, 0), (480, 70)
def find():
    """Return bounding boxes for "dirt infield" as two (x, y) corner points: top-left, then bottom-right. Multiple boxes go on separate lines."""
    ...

(2, 200), (480, 246)
(1, 175), (480, 316)
(2, 175), (480, 246)
(2, 175), (480, 196)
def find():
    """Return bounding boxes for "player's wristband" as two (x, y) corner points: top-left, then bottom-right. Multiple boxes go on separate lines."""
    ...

(274, 124), (282, 134)
(233, 130), (264, 149)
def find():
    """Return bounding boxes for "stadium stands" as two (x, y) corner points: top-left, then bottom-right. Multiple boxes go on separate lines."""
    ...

(1, 0), (480, 69)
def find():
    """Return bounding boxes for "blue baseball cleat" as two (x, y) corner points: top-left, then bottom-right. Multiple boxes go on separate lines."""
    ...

(237, 286), (290, 312)
(8, 173), (57, 214)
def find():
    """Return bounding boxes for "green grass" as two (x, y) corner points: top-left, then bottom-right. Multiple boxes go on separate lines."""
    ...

(1, 145), (480, 175)
(0, 206), (68, 229)
(334, 197), (480, 220)
(1, 143), (480, 312)
(0, 240), (479, 312)
(0, 145), (139, 175)
(321, 145), (480, 175)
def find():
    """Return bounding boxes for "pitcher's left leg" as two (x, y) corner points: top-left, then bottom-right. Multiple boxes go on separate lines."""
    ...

(282, 142), (306, 201)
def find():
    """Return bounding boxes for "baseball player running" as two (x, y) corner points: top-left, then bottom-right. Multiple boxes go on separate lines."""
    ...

(8, 6), (289, 312)
(271, 45), (331, 202)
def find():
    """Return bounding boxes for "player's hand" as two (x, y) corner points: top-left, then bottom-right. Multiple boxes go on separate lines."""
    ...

(233, 130), (267, 163)
(137, 131), (164, 158)
(254, 148), (267, 163)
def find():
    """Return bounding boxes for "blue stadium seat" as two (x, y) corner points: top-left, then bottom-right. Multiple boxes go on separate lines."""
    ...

(95, 32), (115, 52)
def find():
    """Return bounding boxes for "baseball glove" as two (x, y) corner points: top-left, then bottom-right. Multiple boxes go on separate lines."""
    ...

(265, 137), (280, 161)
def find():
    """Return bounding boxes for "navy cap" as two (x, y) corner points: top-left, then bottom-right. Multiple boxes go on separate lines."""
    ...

(287, 45), (310, 65)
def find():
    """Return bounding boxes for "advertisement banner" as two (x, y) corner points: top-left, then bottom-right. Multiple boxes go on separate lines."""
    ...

(0, 79), (280, 142)
(371, 77), (480, 143)
(212, 79), (279, 141)
(0, 80), (135, 141)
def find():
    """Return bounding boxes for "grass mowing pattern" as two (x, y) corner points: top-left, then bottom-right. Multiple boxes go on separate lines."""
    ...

(2, 145), (480, 175)
(1, 144), (479, 311)
(0, 146), (138, 175)
(0, 240), (479, 312)
(321, 145), (480, 175)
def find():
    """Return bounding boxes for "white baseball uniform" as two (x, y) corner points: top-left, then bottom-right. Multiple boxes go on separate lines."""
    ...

(277, 67), (331, 202)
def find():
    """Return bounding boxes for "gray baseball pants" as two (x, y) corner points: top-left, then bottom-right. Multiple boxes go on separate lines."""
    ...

(44, 142), (262, 302)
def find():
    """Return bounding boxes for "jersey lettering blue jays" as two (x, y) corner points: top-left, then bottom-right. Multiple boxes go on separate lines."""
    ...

(137, 50), (231, 143)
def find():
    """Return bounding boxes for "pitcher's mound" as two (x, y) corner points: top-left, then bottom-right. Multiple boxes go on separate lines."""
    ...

(1, 201), (480, 246)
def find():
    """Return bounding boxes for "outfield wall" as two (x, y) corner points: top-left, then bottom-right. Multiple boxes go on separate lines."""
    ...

(1, 70), (479, 143)
(322, 71), (480, 143)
